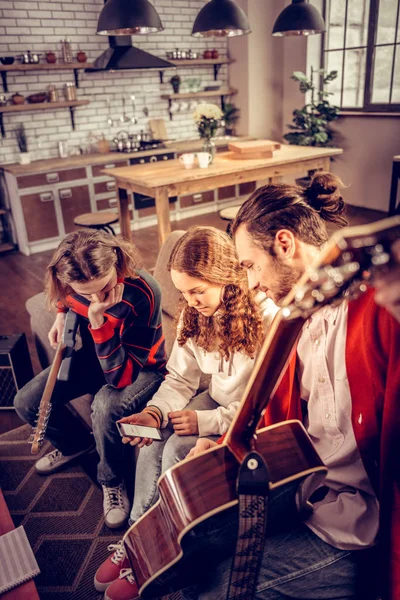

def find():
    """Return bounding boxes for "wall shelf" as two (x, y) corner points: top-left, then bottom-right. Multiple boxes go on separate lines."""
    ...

(0, 62), (93, 92)
(161, 88), (237, 119)
(159, 57), (234, 83)
(0, 100), (90, 137)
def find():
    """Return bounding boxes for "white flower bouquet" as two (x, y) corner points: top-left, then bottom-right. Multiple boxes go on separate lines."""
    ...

(193, 103), (222, 139)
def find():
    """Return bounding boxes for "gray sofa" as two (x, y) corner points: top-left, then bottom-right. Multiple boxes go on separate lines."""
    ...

(25, 230), (190, 428)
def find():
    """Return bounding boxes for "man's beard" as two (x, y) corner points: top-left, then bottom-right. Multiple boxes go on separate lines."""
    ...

(273, 259), (304, 304)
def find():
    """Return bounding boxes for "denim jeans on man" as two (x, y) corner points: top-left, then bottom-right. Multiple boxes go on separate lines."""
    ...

(177, 466), (378, 600)
(14, 345), (163, 486)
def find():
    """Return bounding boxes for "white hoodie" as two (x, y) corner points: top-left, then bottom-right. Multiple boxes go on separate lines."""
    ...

(147, 297), (278, 437)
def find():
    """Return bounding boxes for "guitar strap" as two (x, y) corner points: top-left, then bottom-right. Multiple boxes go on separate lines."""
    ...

(226, 451), (270, 600)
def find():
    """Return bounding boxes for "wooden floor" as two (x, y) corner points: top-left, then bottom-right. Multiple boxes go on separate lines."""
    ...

(0, 204), (385, 432)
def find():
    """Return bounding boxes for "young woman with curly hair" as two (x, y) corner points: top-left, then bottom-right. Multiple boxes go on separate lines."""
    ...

(93, 226), (277, 596)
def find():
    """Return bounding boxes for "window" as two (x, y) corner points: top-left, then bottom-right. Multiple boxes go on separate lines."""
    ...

(323, 0), (400, 111)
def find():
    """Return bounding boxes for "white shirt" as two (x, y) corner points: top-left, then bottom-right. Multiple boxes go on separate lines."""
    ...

(148, 297), (278, 437)
(297, 302), (379, 550)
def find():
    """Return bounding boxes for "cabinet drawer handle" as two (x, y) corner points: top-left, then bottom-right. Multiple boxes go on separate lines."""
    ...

(106, 181), (116, 191)
(108, 199), (117, 207)
(40, 192), (54, 202)
(46, 172), (59, 183)
(193, 194), (203, 203)
(59, 188), (72, 199)
(104, 163), (116, 169)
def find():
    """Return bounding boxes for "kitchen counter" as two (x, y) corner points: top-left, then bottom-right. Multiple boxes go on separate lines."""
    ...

(0, 136), (251, 176)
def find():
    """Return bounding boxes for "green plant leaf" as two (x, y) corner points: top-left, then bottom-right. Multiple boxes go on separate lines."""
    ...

(291, 71), (308, 82)
(323, 70), (338, 83)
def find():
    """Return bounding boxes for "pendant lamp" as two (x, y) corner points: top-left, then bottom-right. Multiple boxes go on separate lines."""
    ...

(97, 0), (164, 35)
(272, 0), (325, 37)
(192, 0), (251, 38)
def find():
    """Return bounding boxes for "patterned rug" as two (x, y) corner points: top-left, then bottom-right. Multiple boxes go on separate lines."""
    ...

(0, 424), (131, 600)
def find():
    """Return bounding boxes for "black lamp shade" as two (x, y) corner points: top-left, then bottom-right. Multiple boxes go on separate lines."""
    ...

(192, 0), (251, 38)
(97, 0), (164, 35)
(272, 0), (325, 37)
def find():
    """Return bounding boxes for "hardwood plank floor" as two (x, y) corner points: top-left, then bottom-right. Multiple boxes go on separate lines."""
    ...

(0, 203), (385, 387)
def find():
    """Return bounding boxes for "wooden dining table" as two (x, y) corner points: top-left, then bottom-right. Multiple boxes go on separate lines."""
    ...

(103, 145), (343, 248)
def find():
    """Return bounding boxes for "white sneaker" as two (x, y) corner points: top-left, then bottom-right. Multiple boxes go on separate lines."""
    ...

(35, 444), (95, 475)
(102, 482), (130, 529)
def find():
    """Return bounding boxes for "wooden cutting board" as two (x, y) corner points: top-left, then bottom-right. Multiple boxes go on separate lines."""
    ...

(227, 150), (273, 160)
(149, 118), (168, 141)
(228, 139), (281, 154)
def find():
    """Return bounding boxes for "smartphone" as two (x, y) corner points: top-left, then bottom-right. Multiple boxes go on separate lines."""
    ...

(117, 422), (162, 441)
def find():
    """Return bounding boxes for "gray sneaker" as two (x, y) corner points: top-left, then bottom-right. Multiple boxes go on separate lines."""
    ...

(102, 482), (130, 529)
(35, 444), (95, 475)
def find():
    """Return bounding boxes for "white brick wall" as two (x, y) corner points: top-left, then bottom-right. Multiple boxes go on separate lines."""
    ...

(0, 0), (229, 163)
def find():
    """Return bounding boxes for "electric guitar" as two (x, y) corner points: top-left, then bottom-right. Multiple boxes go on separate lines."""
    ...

(123, 216), (400, 598)
(30, 309), (79, 455)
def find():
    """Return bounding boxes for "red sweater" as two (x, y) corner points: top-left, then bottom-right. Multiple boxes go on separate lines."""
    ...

(57, 270), (167, 388)
(263, 289), (400, 600)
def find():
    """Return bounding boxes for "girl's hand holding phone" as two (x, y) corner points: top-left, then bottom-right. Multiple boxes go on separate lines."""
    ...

(118, 410), (159, 448)
(168, 410), (199, 435)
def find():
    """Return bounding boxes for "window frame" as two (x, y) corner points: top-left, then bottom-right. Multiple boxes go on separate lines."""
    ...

(322, 0), (400, 113)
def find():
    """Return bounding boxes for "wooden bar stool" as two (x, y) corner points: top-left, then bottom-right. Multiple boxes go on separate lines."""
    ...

(219, 205), (241, 234)
(389, 155), (400, 216)
(74, 211), (119, 236)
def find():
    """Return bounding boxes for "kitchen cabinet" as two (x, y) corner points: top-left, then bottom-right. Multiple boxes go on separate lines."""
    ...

(5, 164), (91, 254)
(59, 185), (91, 233)
(3, 141), (252, 255)
(18, 167), (87, 190)
(20, 190), (59, 242)
(180, 190), (214, 208)
(217, 185), (236, 201)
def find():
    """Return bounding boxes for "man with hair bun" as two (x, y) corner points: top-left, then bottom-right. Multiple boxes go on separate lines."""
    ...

(187, 173), (400, 600)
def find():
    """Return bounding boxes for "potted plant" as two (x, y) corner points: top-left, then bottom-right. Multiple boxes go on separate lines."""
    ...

(284, 67), (340, 147)
(221, 103), (240, 136)
(15, 124), (30, 164)
(169, 74), (181, 94)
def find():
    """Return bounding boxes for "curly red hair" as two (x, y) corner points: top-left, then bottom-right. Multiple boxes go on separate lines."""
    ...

(168, 226), (264, 360)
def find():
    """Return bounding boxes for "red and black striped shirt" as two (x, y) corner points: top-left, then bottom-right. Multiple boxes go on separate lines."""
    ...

(57, 269), (167, 388)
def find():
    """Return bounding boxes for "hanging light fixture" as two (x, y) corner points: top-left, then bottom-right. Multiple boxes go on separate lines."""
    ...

(272, 0), (325, 37)
(97, 0), (164, 35)
(192, 0), (251, 38)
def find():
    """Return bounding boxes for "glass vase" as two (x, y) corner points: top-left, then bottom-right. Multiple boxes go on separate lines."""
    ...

(202, 138), (216, 163)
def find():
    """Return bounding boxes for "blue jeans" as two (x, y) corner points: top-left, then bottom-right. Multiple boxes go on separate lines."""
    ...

(129, 390), (220, 523)
(14, 347), (163, 486)
(179, 485), (378, 600)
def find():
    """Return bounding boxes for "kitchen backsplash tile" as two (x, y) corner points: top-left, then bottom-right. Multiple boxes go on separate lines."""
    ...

(0, 0), (229, 163)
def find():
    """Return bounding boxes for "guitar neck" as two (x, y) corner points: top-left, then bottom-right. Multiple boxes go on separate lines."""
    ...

(31, 341), (65, 454)
(225, 310), (305, 462)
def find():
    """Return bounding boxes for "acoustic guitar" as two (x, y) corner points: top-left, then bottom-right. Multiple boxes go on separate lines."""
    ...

(123, 216), (400, 598)
(30, 310), (78, 455)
